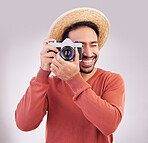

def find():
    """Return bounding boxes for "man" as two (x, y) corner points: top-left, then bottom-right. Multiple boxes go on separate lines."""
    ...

(15, 7), (125, 143)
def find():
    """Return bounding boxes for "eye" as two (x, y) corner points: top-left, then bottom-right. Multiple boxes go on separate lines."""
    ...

(91, 44), (97, 47)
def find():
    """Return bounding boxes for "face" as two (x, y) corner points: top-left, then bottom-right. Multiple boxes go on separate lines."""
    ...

(68, 26), (99, 74)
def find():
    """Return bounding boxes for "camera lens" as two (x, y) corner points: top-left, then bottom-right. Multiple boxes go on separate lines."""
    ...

(64, 50), (71, 57)
(60, 46), (75, 61)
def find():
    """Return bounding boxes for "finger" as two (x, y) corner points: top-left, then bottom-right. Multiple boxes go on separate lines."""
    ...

(42, 44), (59, 54)
(50, 66), (56, 74)
(74, 48), (79, 62)
(41, 48), (56, 56)
(50, 63), (58, 73)
(40, 49), (57, 61)
(40, 56), (53, 64)
(52, 58), (62, 68)
(45, 44), (58, 53)
(43, 38), (55, 46)
(48, 50), (57, 54)
(56, 52), (66, 65)
(45, 52), (57, 59)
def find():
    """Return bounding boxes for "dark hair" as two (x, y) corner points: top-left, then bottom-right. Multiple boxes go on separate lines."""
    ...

(62, 21), (99, 41)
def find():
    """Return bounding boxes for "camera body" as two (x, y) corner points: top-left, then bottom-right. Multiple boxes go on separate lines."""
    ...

(48, 38), (82, 61)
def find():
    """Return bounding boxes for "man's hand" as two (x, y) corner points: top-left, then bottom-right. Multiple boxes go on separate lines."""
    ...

(40, 38), (58, 71)
(50, 48), (80, 81)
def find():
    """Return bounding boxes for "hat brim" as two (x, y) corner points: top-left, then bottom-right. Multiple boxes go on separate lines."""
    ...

(48, 7), (110, 50)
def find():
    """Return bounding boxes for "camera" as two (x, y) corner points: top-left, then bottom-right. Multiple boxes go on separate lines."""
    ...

(48, 38), (82, 61)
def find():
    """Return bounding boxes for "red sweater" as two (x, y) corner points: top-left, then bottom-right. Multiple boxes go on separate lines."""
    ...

(15, 68), (125, 143)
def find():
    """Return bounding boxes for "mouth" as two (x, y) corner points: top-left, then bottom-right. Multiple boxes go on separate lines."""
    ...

(81, 57), (96, 67)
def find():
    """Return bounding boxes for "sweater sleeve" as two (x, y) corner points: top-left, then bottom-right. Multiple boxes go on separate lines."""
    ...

(66, 72), (125, 136)
(15, 68), (50, 131)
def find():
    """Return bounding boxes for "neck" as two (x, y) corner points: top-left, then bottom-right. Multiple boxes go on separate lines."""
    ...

(80, 68), (97, 81)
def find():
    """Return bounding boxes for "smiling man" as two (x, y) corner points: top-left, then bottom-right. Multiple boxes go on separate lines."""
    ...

(67, 23), (99, 78)
(15, 8), (125, 143)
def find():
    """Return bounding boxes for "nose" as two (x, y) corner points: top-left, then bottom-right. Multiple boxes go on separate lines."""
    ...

(83, 46), (92, 57)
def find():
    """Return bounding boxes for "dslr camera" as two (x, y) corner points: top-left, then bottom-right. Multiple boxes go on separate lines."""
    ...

(48, 38), (82, 61)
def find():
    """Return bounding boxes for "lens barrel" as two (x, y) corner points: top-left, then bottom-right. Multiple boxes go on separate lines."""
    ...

(60, 46), (75, 61)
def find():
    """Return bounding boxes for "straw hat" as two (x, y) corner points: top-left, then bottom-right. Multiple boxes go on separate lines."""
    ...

(48, 7), (110, 50)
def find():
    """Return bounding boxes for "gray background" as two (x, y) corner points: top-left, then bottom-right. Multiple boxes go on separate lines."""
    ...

(0, 0), (148, 142)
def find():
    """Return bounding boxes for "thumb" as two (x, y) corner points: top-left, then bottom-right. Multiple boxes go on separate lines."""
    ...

(74, 48), (79, 62)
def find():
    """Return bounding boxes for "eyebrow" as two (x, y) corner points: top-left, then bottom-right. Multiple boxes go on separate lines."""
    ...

(79, 41), (98, 44)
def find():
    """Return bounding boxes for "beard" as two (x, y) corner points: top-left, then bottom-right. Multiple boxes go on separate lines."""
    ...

(80, 66), (95, 74)
(80, 55), (98, 74)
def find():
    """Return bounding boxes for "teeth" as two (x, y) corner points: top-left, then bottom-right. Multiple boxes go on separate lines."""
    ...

(82, 60), (92, 63)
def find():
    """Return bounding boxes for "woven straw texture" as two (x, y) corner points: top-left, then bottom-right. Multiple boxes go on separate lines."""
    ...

(48, 7), (110, 50)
